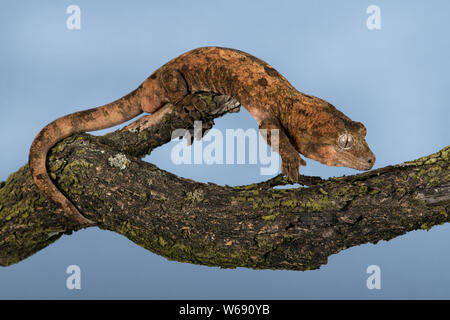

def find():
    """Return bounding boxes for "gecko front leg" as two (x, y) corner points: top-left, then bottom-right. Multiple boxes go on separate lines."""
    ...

(258, 117), (306, 182)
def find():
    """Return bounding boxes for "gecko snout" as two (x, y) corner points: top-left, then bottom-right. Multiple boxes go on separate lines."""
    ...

(363, 153), (376, 170)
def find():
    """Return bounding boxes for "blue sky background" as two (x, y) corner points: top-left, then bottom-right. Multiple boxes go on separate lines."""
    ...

(0, 0), (449, 299)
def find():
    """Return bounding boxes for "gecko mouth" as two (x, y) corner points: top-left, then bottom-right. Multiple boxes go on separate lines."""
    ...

(335, 149), (376, 170)
(305, 144), (375, 171)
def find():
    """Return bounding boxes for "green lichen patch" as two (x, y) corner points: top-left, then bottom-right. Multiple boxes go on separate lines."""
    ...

(48, 159), (64, 173)
(359, 185), (368, 194)
(55, 159), (93, 195)
(262, 212), (280, 221)
(408, 162), (447, 188)
(158, 236), (167, 247)
(302, 196), (332, 212)
(137, 130), (149, 141)
(402, 145), (449, 167)
(261, 200), (280, 209)
(232, 184), (259, 191)
(1, 195), (43, 222)
(230, 195), (246, 203)
(186, 189), (204, 203)
(281, 199), (298, 207)
(52, 141), (66, 154)
(112, 220), (270, 269)
(420, 223), (432, 231)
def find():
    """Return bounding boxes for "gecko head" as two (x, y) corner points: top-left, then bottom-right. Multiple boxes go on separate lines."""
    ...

(296, 103), (376, 170)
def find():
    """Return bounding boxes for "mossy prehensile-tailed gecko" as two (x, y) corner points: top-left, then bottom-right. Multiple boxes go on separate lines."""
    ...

(29, 47), (375, 226)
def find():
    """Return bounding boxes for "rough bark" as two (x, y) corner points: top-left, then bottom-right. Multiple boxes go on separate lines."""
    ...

(0, 92), (448, 270)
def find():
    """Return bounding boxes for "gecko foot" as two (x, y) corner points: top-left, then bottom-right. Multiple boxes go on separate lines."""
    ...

(183, 120), (215, 146)
(281, 153), (306, 183)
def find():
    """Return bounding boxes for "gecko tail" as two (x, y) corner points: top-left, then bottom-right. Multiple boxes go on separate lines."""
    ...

(29, 90), (144, 226)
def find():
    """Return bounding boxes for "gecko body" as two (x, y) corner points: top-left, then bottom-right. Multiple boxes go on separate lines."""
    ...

(29, 47), (375, 226)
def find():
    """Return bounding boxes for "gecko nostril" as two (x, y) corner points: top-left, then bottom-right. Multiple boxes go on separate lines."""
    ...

(368, 159), (372, 164)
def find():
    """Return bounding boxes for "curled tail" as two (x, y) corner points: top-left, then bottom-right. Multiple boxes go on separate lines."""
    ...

(29, 89), (144, 226)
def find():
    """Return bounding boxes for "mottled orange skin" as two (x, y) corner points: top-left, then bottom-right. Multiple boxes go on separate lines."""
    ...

(29, 47), (375, 226)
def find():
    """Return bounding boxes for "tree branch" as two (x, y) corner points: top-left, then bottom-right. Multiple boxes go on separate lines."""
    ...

(0, 92), (448, 270)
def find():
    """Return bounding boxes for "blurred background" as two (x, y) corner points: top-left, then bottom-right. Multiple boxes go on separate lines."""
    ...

(0, 0), (449, 298)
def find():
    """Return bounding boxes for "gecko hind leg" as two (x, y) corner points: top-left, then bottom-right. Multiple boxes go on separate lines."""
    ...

(122, 103), (174, 132)
(174, 94), (217, 145)
(172, 93), (241, 145)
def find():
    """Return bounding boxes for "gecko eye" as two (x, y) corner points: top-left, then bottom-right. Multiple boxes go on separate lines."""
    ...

(338, 133), (354, 149)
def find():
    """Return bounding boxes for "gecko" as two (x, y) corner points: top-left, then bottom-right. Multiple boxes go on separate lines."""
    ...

(29, 46), (376, 226)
